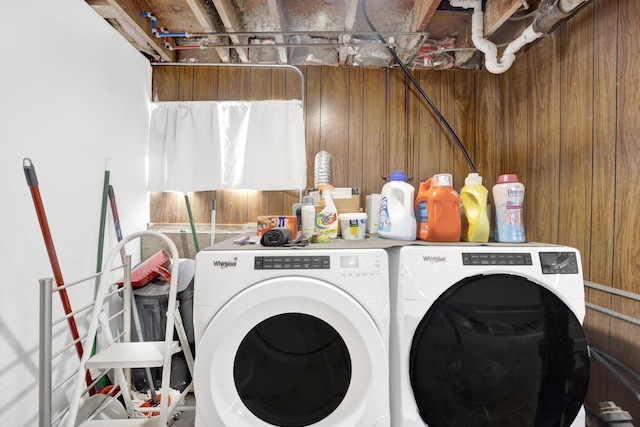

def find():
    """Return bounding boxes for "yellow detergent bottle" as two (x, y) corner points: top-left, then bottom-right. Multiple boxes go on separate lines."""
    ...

(460, 172), (490, 242)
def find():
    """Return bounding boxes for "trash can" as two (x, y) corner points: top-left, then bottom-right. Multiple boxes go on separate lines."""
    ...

(130, 258), (195, 393)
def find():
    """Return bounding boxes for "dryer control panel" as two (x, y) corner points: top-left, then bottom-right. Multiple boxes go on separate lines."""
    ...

(254, 255), (330, 270)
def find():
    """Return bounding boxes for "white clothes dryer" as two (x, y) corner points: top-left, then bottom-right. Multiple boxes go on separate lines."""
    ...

(387, 244), (590, 427)
(194, 247), (390, 427)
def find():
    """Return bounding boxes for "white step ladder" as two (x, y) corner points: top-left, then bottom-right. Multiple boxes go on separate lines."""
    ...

(65, 230), (194, 427)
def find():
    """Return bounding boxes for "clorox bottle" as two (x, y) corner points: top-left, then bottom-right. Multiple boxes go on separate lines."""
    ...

(460, 172), (490, 242)
(378, 171), (416, 240)
(315, 190), (339, 239)
(424, 173), (461, 242)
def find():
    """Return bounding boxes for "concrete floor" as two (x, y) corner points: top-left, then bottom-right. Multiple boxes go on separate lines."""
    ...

(171, 393), (195, 426)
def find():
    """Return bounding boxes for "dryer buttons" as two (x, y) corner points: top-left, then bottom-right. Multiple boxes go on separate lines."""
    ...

(462, 252), (533, 266)
(255, 256), (330, 270)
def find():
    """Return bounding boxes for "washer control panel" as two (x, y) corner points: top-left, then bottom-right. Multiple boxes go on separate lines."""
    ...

(539, 252), (580, 274)
(462, 252), (533, 266)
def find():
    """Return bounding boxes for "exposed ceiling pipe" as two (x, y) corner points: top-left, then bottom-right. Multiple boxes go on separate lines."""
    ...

(451, 0), (541, 74)
(533, 0), (590, 33)
(451, 0), (590, 74)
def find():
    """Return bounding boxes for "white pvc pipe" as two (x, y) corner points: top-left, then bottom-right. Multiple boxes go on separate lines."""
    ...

(469, 2), (543, 74)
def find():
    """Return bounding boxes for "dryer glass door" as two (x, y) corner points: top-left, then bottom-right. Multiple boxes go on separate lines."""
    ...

(409, 274), (589, 427)
(194, 275), (388, 427)
(234, 313), (351, 426)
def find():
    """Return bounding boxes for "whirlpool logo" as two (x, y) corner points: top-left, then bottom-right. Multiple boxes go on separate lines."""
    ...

(423, 255), (446, 263)
(213, 257), (238, 269)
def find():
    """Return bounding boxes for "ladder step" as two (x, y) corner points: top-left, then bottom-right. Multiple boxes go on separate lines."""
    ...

(86, 342), (180, 369)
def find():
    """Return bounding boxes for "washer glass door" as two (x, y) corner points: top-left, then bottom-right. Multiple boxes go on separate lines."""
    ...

(409, 274), (590, 427)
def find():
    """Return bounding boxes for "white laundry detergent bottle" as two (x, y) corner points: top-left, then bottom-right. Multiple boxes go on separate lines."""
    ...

(378, 171), (417, 240)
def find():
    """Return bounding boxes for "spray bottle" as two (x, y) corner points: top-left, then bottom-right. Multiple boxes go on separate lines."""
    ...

(315, 190), (338, 239)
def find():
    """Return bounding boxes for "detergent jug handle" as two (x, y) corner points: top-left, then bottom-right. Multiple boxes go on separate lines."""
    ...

(404, 185), (414, 208)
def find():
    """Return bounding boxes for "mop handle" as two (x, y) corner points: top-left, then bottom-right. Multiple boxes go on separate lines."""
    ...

(23, 158), (94, 391)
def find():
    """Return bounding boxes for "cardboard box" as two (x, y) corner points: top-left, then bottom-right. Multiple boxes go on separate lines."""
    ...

(312, 188), (361, 216)
(257, 216), (298, 240)
(366, 194), (381, 233)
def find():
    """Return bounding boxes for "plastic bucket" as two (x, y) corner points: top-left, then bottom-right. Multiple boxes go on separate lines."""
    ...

(339, 213), (367, 240)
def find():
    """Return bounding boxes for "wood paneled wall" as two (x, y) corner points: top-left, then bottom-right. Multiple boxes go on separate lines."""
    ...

(151, 0), (639, 417)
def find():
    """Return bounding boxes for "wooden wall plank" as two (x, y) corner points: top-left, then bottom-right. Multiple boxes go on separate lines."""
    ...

(439, 72), (456, 175)
(348, 68), (365, 197)
(558, 5), (594, 263)
(526, 34), (562, 244)
(475, 69), (498, 206)
(505, 53), (528, 190)
(589, 0), (617, 287)
(248, 67), (272, 101)
(304, 66), (322, 190)
(614, 0), (640, 294)
(452, 70), (476, 188)
(319, 67), (350, 188)
(362, 68), (387, 196)
(415, 70), (442, 183)
(192, 66), (218, 100)
(388, 70), (408, 175)
(272, 68), (286, 100)
(178, 66), (194, 101)
(152, 65), (180, 100)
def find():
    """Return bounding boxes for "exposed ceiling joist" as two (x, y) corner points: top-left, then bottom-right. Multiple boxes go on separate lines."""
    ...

(98, 0), (174, 61)
(484, 0), (526, 37)
(210, 0), (250, 62)
(339, 0), (360, 65)
(400, 0), (441, 63)
(266, 0), (289, 64)
(87, 0), (119, 19)
(183, 0), (230, 62)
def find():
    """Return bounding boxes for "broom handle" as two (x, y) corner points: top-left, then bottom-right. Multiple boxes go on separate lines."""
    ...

(23, 158), (94, 391)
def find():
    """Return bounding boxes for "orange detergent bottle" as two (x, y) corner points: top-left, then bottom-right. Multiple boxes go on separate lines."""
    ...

(420, 173), (461, 242)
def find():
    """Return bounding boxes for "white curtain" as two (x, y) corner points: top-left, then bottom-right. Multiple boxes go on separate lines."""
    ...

(147, 100), (306, 192)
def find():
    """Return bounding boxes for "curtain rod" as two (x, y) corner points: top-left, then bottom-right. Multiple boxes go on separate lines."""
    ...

(151, 62), (305, 105)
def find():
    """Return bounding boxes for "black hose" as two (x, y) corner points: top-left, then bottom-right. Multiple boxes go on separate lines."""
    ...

(359, 0), (477, 174)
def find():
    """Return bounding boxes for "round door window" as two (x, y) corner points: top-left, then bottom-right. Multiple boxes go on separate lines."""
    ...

(410, 274), (590, 427)
(234, 313), (352, 427)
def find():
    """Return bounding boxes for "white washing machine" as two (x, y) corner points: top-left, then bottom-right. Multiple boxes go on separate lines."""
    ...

(387, 244), (590, 427)
(193, 247), (391, 427)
